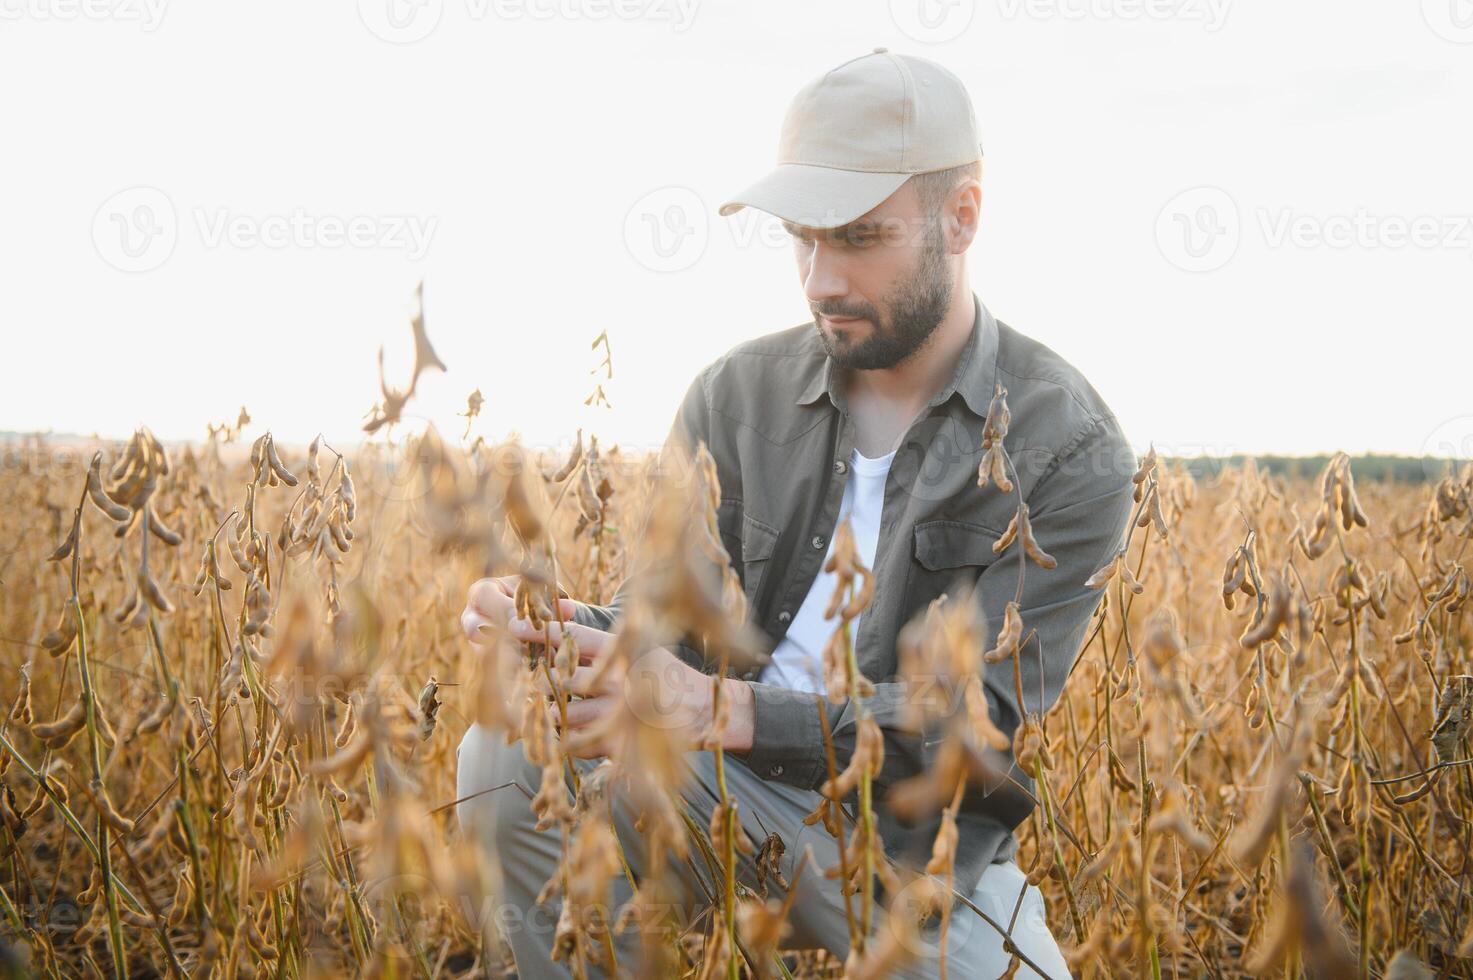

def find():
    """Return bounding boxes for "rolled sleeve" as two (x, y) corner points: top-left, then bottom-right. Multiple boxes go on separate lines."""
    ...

(743, 682), (828, 789)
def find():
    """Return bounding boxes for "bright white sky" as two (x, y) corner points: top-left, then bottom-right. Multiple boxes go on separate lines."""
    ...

(3, 0), (1471, 461)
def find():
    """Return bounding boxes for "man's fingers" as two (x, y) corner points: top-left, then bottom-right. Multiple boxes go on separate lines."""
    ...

(556, 660), (615, 698)
(565, 665), (605, 698)
(544, 698), (617, 758)
(534, 664), (614, 699)
(460, 610), (496, 644)
(553, 695), (615, 732)
(469, 581), (580, 626)
(507, 617), (610, 660)
(465, 577), (516, 620)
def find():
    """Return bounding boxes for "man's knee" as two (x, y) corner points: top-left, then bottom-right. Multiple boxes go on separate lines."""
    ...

(455, 724), (544, 857)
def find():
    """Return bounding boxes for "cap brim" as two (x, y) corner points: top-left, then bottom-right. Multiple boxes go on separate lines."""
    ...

(718, 163), (911, 230)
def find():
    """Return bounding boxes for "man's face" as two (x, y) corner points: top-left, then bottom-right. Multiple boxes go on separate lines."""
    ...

(784, 181), (953, 372)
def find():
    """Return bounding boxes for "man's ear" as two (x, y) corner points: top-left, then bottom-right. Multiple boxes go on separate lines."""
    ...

(947, 178), (982, 254)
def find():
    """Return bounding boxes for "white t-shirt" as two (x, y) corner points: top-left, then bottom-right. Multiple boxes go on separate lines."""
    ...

(757, 444), (896, 694)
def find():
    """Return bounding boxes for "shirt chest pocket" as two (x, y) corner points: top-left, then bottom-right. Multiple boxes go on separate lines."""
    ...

(904, 519), (1004, 621)
(716, 501), (781, 610)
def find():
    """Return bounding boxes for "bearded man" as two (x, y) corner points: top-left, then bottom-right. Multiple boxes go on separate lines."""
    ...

(457, 47), (1135, 979)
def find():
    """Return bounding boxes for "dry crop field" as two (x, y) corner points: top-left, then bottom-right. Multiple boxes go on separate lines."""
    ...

(1, 338), (1471, 978)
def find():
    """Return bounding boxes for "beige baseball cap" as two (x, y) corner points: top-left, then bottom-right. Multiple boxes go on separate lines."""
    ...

(719, 47), (982, 231)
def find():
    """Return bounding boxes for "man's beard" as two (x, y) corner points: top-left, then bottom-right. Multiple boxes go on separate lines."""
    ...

(811, 222), (953, 371)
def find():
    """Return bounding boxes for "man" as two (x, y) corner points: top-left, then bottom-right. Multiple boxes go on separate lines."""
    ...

(457, 48), (1134, 978)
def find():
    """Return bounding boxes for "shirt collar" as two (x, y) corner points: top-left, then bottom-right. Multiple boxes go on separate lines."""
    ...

(795, 291), (999, 419)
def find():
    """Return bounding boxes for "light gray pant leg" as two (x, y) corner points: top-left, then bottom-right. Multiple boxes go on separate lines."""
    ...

(718, 749), (1072, 979)
(455, 723), (598, 978)
(455, 729), (796, 979)
(858, 861), (1072, 980)
(457, 731), (1071, 979)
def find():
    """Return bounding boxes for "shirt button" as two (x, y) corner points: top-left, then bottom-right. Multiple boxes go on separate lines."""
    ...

(833, 458), (848, 475)
(811, 534), (826, 550)
(777, 609), (792, 624)
(770, 764), (785, 777)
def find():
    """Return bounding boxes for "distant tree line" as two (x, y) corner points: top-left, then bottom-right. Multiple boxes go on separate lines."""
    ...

(1165, 453), (1467, 485)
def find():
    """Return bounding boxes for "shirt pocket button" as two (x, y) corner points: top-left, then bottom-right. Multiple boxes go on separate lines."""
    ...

(770, 764), (785, 777)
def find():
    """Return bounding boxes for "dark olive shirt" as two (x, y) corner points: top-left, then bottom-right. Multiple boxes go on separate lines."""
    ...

(572, 292), (1136, 901)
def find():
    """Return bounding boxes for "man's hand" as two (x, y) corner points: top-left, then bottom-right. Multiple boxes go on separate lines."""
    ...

(460, 575), (581, 644)
(506, 615), (755, 759)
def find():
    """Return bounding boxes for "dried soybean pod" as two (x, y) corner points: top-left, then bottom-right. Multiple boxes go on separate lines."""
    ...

(207, 539), (232, 590)
(1240, 577), (1291, 648)
(1222, 548), (1246, 598)
(142, 569), (174, 613)
(79, 779), (136, 835)
(1131, 444), (1157, 502)
(552, 429), (584, 482)
(984, 601), (1023, 664)
(334, 698), (358, 748)
(87, 453), (132, 521)
(265, 434), (299, 487)
(8, 668), (32, 725)
(166, 866), (194, 927)
(111, 505), (141, 540)
(144, 426), (171, 477)
(1119, 560), (1145, 596)
(1147, 488), (1169, 539)
(41, 606), (78, 656)
(31, 701), (86, 744)
(133, 692), (175, 738)
(21, 773), (69, 820)
(48, 527), (77, 563)
(147, 504), (182, 546)
(1343, 478), (1369, 530)
(249, 434), (266, 481)
(306, 434), (321, 484)
(1018, 503), (1057, 570)
(328, 514), (351, 554)
(112, 586), (140, 625)
(993, 507), (1020, 555)
(340, 468), (357, 522)
(1085, 549), (1123, 589)
(226, 516), (252, 573)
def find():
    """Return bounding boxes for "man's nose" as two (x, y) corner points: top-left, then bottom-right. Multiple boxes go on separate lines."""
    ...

(802, 242), (849, 306)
